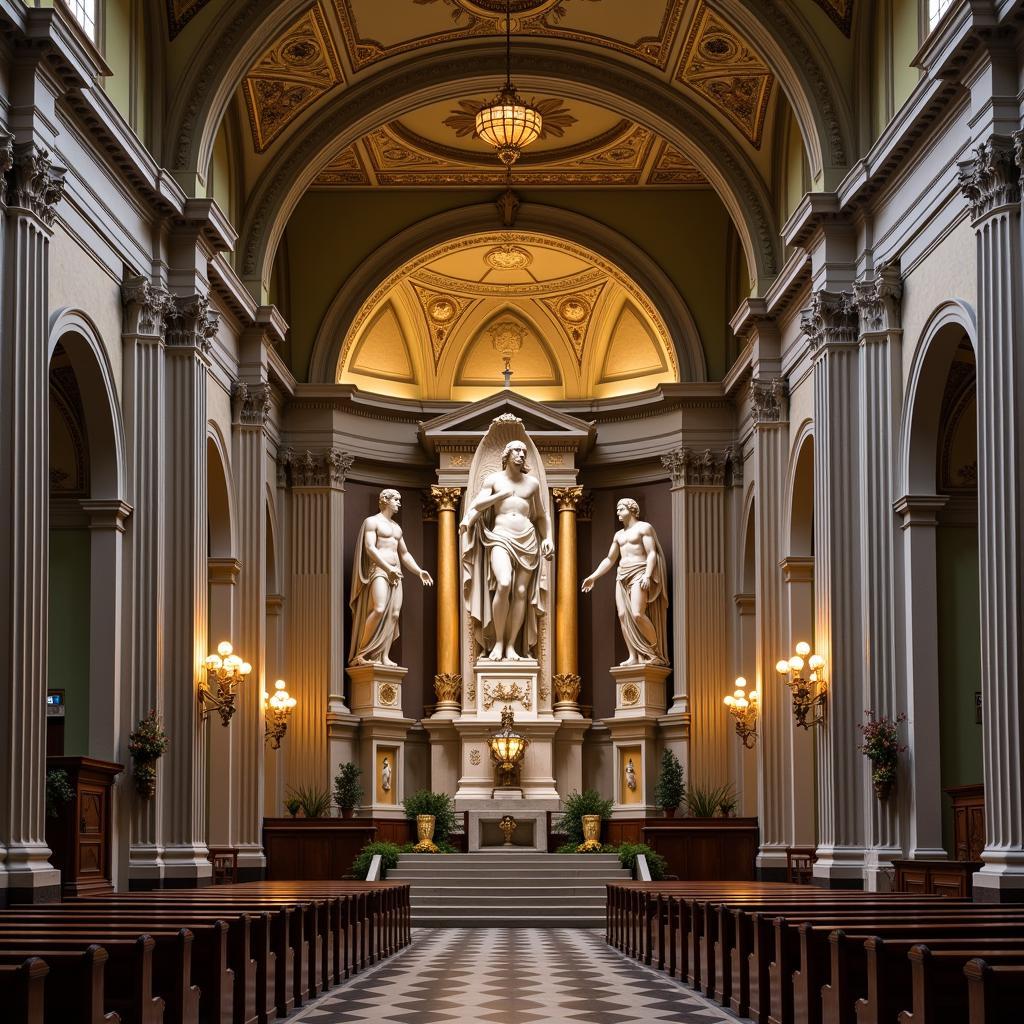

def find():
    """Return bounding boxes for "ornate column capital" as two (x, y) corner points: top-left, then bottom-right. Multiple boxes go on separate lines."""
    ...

(0, 130), (13, 205)
(5, 142), (65, 226)
(661, 446), (732, 487)
(959, 136), (1020, 221)
(750, 377), (790, 424)
(852, 263), (903, 336)
(165, 294), (219, 357)
(429, 484), (462, 514)
(232, 381), (272, 429)
(122, 275), (172, 338)
(279, 447), (353, 489)
(552, 485), (584, 512)
(801, 289), (858, 353)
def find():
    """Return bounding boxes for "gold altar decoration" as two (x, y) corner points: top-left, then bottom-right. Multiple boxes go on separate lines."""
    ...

(489, 705), (529, 788)
(621, 682), (641, 706)
(433, 672), (462, 711)
(776, 641), (828, 728)
(264, 678), (297, 749)
(723, 676), (760, 747)
(499, 815), (518, 846)
(200, 641), (253, 726)
(553, 672), (581, 705)
(378, 682), (398, 707)
(578, 814), (603, 853)
(413, 814), (440, 853)
(483, 680), (532, 711)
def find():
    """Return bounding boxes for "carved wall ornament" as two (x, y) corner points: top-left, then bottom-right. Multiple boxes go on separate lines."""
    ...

(621, 682), (641, 706)
(312, 146), (370, 186)
(482, 681), (532, 711)
(0, 129), (13, 205)
(575, 490), (594, 521)
(553, 672), (581, 704)
(232, 381), (273, 428)
(750, 377), (789, 424)
(486, 244), (532, 271)
(540, 284), (604, 363)
(7, 143), (66, 227)
(434, 672), (463, 704)
(544, 453), (565, 467)
(378, 682), (398, 706)
(676, 2), (774, 148)
(280, 448), (353, 488)
(800, 289), (858, 352)
(958, 137), (1020, 221)
(122, 276), (172, 337)
(851, 263), (903, 335)
(660, 446), (732, 487)
(164, 294), (219, 356)
(469, 748), (482, 766)
(412, 284), (473, 367)
(649, 141), (708, 185)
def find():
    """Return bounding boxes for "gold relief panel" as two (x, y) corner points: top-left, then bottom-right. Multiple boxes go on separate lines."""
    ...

(649, 141), (709, 186)
(314, 146), (371, 187)
(243, 3), (344, 153)
(675, 2), (774, 149)
(540, 283), (604, 365)
(411, 284), (474, 368)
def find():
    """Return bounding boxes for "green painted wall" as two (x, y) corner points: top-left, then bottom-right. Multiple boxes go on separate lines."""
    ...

(48, 529), (91, 757)
(103, 0), (133, 126)
(935, 523), (983, 853)
(210, 127), (235, 240)
(280, 188), (735, 383)
(892, 0), (921, 114)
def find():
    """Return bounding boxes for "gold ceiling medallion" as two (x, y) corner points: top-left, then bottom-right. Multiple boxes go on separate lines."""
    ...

(675, 2), (774, 149)
(812, 0), (854, 37)
(412, 284), (474, 367)
(243, 3), (343, 152)
(541, 283), (604, 364)
(485, 244), (532, 271)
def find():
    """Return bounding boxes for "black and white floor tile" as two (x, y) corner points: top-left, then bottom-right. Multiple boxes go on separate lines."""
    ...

(295, 929), (736, 1024)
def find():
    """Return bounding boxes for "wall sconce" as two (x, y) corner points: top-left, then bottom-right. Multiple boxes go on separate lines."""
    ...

(775, 641), (827, 728)
(264, 679), (297, 749)
(488, 705), (529, 793)
(724, 677), (760, 747)
(199, 641), (252, 726)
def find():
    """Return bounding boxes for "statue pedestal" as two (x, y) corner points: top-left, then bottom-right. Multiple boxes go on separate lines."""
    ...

(452, 718), (561, 802)
(347, 664), (407, 719)
(610, 663), (670, 719)
(469, 659), (540, 721)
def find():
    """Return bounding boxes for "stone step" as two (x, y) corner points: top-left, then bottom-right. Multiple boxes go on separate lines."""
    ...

(391, 872), (625, 881)
(407, 885), (611, 897)
(412, 898), (607, 909)
(412, 914), (607, 929)
(398, 854), (622, 864)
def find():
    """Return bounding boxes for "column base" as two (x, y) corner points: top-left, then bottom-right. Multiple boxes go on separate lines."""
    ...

(160, 845), (213, 886)
(812, 845), (866, 888)
(756, 846), (789, 878)
(973, 851), (1024, 902)
(3, 844), (60, 904)
(236, 847), (267, 882)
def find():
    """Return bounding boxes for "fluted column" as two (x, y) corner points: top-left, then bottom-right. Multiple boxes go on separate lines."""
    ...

(121, 276), (171, 886)
(0, 139), (65, 901)
(430, 485), (462, 717)
(660, 448), (731, 790)
(853, 266), (905, 890)
(803, 290), (867, 884)
(552, 486), (583, 715)
(231, 382), (271, 877)
(160, 295), (219, 884)
(751, 378), (796, 876)
(959, 137), (1024, 898)
(281, 449), (352, 791)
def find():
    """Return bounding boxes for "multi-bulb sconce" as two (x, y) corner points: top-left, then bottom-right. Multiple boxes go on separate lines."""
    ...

(775, 641), (828, 728)
(199, 641), (252, 726)
(724, 678), (760, 747)
(264, 679), (297, 749)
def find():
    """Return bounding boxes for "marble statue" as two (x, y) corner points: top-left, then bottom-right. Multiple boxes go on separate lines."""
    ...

(582, 498), (669, 666)
(381, 755), (392, 793)
(625, 758), (637, 791)
(460, 438), (554, 660)
(349, 489), (433, 666)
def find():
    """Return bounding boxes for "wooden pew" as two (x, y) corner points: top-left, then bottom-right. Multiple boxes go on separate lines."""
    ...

(0, 946), (113, 1024)
(964, 958), (1024, 1024)
(0, 956), (48, 1024)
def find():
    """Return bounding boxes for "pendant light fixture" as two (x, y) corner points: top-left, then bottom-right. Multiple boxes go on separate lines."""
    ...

(474, 1), (543, 166)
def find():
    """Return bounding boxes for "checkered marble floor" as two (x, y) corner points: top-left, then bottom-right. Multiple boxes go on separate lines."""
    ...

(294, 929), (737, 1024)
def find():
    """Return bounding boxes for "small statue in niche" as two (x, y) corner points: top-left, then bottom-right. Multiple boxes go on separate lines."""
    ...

(625, 757), (637, 792)
(581, 497), (669, 666)
(381, 755), (392, 793)
(349, 489), (433, 667)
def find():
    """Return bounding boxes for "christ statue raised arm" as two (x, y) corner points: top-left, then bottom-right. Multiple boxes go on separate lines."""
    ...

(460, 439), (554, 661)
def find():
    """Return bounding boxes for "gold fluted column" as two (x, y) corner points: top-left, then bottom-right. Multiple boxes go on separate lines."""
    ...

(552, 486), (584, 714)
(431, 486), (462, 716)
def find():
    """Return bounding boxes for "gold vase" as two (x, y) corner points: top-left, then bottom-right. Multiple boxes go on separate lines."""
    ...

(413, 813), (439, 853)
(577, 813), (603, 852)
(498, 814), (517, 846)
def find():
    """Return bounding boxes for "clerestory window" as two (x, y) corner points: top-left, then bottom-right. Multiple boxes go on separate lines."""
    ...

(65, 0), (98, 42)
(927, 0), (956, 32)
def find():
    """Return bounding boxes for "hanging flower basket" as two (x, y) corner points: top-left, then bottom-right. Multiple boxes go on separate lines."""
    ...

(857, 710), (906, 802)
(129, 710), (168, 799)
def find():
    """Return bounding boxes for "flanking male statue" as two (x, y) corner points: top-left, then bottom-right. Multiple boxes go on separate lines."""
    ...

(460, 438), (554, 661)
(582, 497), (669, 666)
(349, 488), (433, 667)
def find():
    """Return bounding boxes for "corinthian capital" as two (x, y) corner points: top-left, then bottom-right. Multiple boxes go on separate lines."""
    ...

(6, 142), (65, 227)
(959, 136), (1019, 221)
(661, 447), (731, 487)
(165, 294), (219, 356)
(750, 377), (789, 424)
(0, 130), (13, 205)
(232, 381), (272, 428)
(851, 263), (903, 336)
(122, 275), (172, 337)
(280, 448), (353, 489)
(801, 289), (858, 353)
(553, 485), (584, 512)
(428, 485), (462, 515)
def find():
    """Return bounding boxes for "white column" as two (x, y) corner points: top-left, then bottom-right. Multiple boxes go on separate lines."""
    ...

(121, 275), (171, 888)
(803, 290), (867, 885)
(663, 456), (689, 717)
(0, 139), (65, 902)
(959, 136), (1024, 899)
(263, 593), (284, 818)
(280, 448), (352, 794)
(161, 295), (218, 884)
(853, 266), (905, 890)
(231, 382), (271, 876)
(733, 593), (758, 818)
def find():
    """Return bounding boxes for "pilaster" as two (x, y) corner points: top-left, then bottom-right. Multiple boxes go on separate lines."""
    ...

(430, 485), (462, 718)
(552, 486), (584, 717)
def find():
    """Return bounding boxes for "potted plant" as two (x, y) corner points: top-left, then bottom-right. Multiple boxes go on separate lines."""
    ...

(284, 796), (301, 818)
(333, 762), (363, 818)
(687, 783), (736, 818)
(402, 790), (458, 849)
(288, 783), (333, 819)
(858, 710), (907, 800)
(554, 789), (613, 849)
(128, 710), (168, 798)
(654, 750), (685, 818)
(45, 768), (75, 819)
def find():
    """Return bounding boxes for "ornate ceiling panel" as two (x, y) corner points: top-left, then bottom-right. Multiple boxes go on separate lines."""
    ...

(648, 141), (707, 185)
(166, 0), (211, 40)
(539, 283), (605, 365)
(675, 1), (774, 148)
(812, 0), (853, 37)
(243, 3), (344, 153)
(332, 0), (687, 71)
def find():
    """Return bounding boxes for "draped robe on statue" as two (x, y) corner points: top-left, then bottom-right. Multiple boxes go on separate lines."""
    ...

(348, 519), (402, 664)
(616, 535), (669, 665)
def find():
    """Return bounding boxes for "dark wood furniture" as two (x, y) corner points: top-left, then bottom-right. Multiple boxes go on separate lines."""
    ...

(641, 818), (758, 880)
(263, 818), (377, 880)
(207, 847), (239, 885)
(44, 756), (122, 898)
(893, 858), (983, 897)
(946, 783), (985, 861)
(785, 845), (817, 884)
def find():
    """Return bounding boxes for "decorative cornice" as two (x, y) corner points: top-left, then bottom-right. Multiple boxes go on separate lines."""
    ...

(959, 136), (1019, 222)
(851, 262), (902, 336)
(801, 289), (858, 353)
(552, 485), (584, 513)
(6, 142), (66, 227)
(122, 275), (172, 337)
(165, 294), (219, 355)
(661, 446), (732, 487)
(232, 381), (272, 428)
(278, 447), (353, 489)
(750, 377), (789, 424)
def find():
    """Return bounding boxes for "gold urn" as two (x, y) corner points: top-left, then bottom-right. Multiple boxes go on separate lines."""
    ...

(577, 813), (603, 852)
(412, 813), (440, 853)
(498, 814), (517, 846)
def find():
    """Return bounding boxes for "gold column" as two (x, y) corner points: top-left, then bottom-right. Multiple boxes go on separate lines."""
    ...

(431, 485), (462, 713)
(552, 486), (583, 712)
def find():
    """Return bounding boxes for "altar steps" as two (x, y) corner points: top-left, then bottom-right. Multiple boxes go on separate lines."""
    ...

(391, 852), (628, 928)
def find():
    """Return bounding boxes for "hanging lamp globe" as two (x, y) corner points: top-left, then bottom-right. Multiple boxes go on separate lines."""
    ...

(475, 84), (543, 166)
